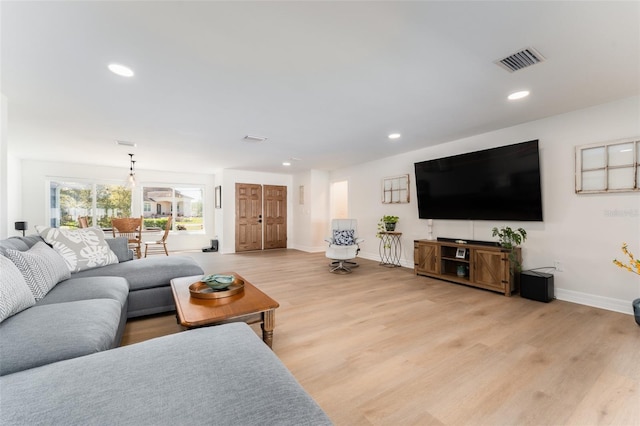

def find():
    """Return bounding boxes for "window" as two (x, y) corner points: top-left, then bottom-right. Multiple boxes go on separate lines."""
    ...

(575, 138), (640, 193)
(49, 181), (131, 228)
(142, 186), (204, 231)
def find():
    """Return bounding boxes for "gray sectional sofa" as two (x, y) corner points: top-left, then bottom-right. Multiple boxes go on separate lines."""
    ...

(0, 233), (332, 425)
(0, 233), (204, 375)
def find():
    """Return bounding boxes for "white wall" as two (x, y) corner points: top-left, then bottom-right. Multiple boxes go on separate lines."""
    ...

(19, 160), (215, 251)
(0, 93), (24, 239)
(330, 96), (640, 314)
(292, 169), (330, 252)
(0, 94), (8, 239)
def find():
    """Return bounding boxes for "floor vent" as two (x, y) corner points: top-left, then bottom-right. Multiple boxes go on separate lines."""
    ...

(495, 47), (545, 72)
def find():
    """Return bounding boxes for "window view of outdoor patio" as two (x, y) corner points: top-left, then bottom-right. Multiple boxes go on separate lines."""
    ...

(142, 186), (203, 231)
(48, 181), (204, 232)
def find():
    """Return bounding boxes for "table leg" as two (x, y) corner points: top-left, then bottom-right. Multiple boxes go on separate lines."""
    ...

(262, 309), (275, 349)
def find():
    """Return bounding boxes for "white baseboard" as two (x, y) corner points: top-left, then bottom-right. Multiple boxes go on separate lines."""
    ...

(289, 244), (326, 253)
(555, 288), (634, 315)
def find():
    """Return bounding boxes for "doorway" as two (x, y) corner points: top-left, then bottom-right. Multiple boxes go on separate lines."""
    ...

(330, 180), (349, 219)
(235, 183), (287, 252)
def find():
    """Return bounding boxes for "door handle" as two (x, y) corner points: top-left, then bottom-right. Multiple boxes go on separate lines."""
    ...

(258, 219), (262, 223)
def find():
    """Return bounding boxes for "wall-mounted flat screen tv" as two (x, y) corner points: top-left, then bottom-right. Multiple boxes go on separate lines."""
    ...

(414, 140), (543, 221)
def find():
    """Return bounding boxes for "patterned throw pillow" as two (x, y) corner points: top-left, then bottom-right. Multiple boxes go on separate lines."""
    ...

(0, 256), (36, 322)
(333, 229), (355, 246)
(5, 242), (71, 300)
(36, 226), (119, 273)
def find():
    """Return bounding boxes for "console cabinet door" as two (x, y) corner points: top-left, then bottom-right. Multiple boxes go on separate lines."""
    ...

(473, 249), (509, 292)
(414, 242), (439, 275)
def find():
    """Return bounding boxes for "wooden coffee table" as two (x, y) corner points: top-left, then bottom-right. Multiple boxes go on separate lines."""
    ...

(170, 273), (279, 348)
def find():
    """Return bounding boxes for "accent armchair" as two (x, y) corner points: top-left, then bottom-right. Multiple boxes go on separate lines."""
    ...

(324, 219), (364, 273)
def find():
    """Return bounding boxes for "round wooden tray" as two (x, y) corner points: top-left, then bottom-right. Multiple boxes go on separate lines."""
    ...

(189, 277), (245, 299)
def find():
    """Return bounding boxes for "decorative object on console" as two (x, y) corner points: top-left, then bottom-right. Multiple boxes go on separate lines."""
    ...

(612, 242), (640, 326)
(456, 264), (468, 278)
(426, 219), (434, 240)
(492, 226), (527, 273)
(14, 221), (27, 237)
(200, 274), (235, 290)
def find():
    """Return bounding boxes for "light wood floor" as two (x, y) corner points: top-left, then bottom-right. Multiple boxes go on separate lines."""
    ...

(122, 250), (640, 426)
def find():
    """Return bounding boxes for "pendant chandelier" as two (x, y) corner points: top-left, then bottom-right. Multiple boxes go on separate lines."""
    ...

(127, 153), (137, 187)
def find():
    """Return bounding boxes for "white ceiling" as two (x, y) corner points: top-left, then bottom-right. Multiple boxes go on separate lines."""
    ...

(2, 1), (639, 175)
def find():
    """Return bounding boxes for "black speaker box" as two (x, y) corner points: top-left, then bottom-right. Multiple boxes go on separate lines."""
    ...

(520, 271), (554, 302)
(202, 239), (219, 253)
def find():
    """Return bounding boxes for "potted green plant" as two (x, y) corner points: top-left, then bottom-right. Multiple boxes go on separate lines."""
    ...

(491, 226), (527, 274)
(379, 215), (399, 232)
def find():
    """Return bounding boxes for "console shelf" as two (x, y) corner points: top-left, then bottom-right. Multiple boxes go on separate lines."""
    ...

(414, 239), (520, 296)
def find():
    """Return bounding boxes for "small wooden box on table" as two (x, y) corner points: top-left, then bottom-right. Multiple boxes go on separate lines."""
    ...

(414, 239), (521, 296)
(171, 273), (279, 348)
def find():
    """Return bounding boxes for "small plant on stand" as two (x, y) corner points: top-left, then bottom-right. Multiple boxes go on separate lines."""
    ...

(376, 215), (399, 246)
(491, 226), (527, 274)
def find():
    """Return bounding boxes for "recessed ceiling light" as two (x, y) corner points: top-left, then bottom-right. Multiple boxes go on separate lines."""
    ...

(115, 140), (137, 147)
(388, 133), (401, 140)
(508, 90), (530, 100)
(108, 63), (134, 77)
(282, 162), (291, 166)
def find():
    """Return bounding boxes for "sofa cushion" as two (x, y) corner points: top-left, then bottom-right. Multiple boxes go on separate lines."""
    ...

(0, 256), (36, 322)
(0, 235), (43, 255)
(36, 277), (129, 309)
(36, 226), (118, 273)
(5, 242), (71, 300)
(0, 323), (332, 425)
(0, 299), (122, 376)
(71, 255), (204, 291)
(106, 236), (134, 262)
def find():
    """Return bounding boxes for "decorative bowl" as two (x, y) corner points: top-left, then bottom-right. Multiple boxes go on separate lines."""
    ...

(200, 274), (235, 290)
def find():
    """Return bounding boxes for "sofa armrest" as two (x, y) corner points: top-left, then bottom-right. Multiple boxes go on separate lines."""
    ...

(107, 237), (134, 262)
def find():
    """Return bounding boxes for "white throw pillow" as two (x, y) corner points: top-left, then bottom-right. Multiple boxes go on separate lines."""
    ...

(36, 226), (119, 273)
(0, 256), (36, 322)
(5, 242), (71, 300)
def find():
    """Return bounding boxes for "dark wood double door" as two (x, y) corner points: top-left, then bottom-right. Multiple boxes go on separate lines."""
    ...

(235, 183), (287, 252)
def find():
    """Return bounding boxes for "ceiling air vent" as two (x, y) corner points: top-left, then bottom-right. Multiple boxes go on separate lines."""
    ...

(495, 47), (545, 73)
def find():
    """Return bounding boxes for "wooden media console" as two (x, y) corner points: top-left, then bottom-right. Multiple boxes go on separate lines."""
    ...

(414, 239), (521, 296)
